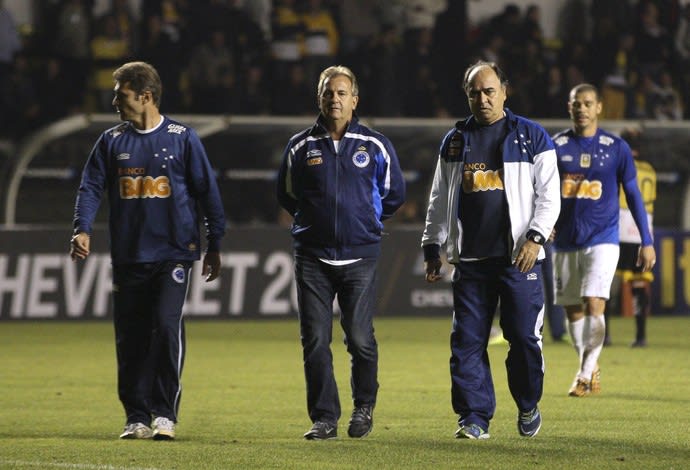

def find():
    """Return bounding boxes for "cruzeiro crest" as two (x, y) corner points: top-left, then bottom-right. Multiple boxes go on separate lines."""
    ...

(352, 146), (370, 168)
(172, 264), (186, 284)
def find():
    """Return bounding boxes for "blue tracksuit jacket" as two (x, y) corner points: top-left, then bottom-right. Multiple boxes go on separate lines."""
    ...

(277, 114), (406, 260)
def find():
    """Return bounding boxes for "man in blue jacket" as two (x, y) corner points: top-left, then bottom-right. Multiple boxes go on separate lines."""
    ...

(421, 61), (560, 439)
(70, 61), (225, 441)
(277, 65), (405, 440)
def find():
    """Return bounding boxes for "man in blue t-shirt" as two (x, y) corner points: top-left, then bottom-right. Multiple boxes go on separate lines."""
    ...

(422, 61), (560, 439)
(552, 84), (655, 397)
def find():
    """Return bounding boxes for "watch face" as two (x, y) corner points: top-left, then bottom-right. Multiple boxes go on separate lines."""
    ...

(530, 233), (544, 244)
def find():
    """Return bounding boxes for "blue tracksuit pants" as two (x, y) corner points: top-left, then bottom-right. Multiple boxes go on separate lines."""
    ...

(450, 257), (544, 431)
(112, 261), (191, 426)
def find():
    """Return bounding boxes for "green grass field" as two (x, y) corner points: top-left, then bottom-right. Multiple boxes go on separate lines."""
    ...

(1, 316), (689, 469)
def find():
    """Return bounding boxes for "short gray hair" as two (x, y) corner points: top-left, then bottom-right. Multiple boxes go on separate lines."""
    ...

(317, 65), (359, 97)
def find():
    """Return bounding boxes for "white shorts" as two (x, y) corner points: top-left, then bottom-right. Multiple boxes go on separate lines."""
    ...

(553, 244), (620, 305)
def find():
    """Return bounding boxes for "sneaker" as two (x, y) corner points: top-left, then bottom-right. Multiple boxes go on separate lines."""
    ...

(455, 423), (489, 440)
(152, 417), (175, 440)
(590, 365), (601, 394)
(631, 339), (647, 348)
(119, 422), (152, 439)
(304, 421), (337, 440)
(568, 376), (590, 397)
(517, 407), (542, 437)
(348, 405), (374, 438)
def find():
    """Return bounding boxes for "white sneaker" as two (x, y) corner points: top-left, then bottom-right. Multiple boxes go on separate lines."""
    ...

(152, 417), (176, 440)
(119, 422), (153, 439)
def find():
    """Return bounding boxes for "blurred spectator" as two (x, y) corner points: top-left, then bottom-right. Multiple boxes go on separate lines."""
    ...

(651, 69), (683, 120)
(89, 13), (132, 112)
(511, 37), (546, 116)
(600, 75), (628, 120)
(53, 0), (92, 113)
(368, 23), (403, 117)
(336, 0), (387, 73)
(533, 64), (568, 118)
(484, 3), (523, 75)
(588, 0), (634, 86)
(401, 27), (441, 117)
(521, 4), (544, 48)
(271, 62), (312, 116)
(558, 0), (591, 47)
(674, 3), (690, 60)
(558, 40), (589, 79)
(564, 63), (586, 91)
(235, 64), (270, 115)
(431, 0), (469, 116)
(242, 0), (271, 42)
(626, 71), (658, 119)
(300, 0), (339, 86)
(139, 14), (184, 112)
(404, 63), (443, 117)
(269, 0), (304, 107)
(6, 0), (690, 128)
(106, 0), (140, 53)
(0, 53), (41, 139)
(476, 34), (504, 65)
(611, 32), (637, 80)
(36, 58), (72, 124)
(0, 0), (20, 88)
(186, 29), (237, 113)
(141, 0), (189, 45)
(227, 0), (268, 75)
(400, 0), (446, 44)
(674, 3), (690, 117)
(188, 0), (232, 46)
(634, 1), (672, 76)
(639, 0), (681, 36)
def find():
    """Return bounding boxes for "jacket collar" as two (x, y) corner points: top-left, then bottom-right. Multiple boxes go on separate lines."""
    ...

(311, 112), (360, 136)
(455, 108), (517, 132)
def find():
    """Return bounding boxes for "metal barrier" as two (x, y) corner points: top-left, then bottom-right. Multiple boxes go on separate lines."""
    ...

(2, 114), (689, 229)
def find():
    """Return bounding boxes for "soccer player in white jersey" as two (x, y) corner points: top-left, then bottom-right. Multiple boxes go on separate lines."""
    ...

(551, 84), (656, 397)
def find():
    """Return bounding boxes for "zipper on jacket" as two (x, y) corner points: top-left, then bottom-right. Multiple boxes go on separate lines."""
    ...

(333, 138), (339, 260)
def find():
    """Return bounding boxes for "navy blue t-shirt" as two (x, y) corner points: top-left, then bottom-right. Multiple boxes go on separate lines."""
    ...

(459, 117), (510, 259)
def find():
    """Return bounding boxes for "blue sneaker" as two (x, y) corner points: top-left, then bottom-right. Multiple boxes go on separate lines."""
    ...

(517, 407), (541, 437)
(455, 423), (490, 439)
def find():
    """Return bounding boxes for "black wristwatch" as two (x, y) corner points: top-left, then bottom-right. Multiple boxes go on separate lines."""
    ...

(526, 230), (546, 245)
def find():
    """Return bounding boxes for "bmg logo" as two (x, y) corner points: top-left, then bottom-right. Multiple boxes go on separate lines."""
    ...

(119, 175), (171, 199)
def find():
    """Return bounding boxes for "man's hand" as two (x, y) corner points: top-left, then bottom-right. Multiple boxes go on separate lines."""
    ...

(515, 240), (541, 273)
(637, 245), (656, 272)
(202, 251), (221, 282)
(70, 232), (91, 260)
(424, 258), (443, 283)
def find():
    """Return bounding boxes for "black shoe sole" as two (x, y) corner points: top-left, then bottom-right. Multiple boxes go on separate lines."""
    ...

(304, 434), (337, 440)
(347, 427), (372, 438)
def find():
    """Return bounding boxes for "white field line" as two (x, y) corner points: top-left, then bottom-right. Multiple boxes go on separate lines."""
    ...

(0, 460), (163, 470)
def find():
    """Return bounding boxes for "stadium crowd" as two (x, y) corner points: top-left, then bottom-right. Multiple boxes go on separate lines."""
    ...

(0, 0), (689, 141)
